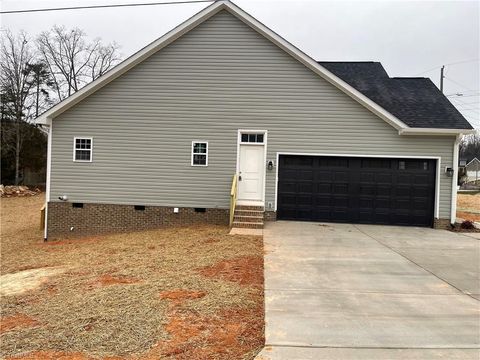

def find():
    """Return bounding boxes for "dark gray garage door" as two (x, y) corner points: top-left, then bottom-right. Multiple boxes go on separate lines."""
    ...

(277, 155), (436, 227)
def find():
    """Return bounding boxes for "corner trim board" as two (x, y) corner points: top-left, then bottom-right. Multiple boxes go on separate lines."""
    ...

(450, 135), (461, 224)
(44, 121), (52, 240)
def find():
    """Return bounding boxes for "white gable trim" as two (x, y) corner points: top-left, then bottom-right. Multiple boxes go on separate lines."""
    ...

(35, 0), (472, 135)
(466, 157), (480, 167)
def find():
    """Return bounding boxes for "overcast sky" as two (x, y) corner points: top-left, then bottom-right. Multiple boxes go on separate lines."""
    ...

(1, 0), (479, 128)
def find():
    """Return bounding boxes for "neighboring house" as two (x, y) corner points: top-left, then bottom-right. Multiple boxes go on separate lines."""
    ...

(37, 1), (475, 239)
(466, 158), (480, 182)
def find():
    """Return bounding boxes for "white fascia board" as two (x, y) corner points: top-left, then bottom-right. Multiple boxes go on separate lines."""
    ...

(35, 0), (411, 131)
(399, 128), (478, 136)
(466, 157), (480, 166)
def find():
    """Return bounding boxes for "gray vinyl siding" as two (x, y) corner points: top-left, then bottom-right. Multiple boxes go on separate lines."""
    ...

(50, 10), (455, 219)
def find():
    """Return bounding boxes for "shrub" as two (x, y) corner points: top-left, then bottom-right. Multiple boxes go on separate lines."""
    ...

(460, 220), (475, 230)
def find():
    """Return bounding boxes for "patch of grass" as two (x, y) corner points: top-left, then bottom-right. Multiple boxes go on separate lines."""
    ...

(1, 196), (264, 359)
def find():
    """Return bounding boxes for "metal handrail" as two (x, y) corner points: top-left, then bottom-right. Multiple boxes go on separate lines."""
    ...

(229, 174), (238, 227)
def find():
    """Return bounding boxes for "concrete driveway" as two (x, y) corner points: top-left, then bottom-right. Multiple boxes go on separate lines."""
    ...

(256, 222), (480, 359)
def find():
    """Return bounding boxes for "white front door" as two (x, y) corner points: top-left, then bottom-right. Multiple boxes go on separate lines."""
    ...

(238, 144), (265, 201)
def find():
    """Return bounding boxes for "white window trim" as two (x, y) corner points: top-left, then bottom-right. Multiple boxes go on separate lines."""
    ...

(191, 141), (208, 167)
(240, 131), (266, 145)
(73, 137), (93, 162)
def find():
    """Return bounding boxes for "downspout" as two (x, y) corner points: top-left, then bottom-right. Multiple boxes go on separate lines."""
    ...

(450, 134), (461, 225)
(44, 119), (52, 241)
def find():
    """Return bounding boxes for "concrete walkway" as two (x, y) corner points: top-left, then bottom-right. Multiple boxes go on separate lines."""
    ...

(256, 222), (480, 359)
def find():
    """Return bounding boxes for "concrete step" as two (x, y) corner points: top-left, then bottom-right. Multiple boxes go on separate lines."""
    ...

(232, 221), (264, 229)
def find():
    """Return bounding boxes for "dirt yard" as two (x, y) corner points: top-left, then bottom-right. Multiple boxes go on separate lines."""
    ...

(457, 193), (480, 222)
(0, 195), (264, 359)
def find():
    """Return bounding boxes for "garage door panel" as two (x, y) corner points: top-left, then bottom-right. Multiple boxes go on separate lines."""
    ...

(334, 171), (349, 182)
(376, 173), (393, 184)
(414, 174), (430, 184)
(332, 196), (349, 207)
(315, 171), (333, 182)
(398, 174), (411, 184)
(317, 183), (332, 193)
(377, 186), (392, 196)
(277, 155), (435, 227)
(298, 182), (314, 193)
(360, 172), (375, 182)
(396, 186), (410, 197)
(333, 184), (349, 194)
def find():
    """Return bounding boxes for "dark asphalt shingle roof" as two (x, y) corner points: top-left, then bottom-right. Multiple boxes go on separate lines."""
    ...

(318, 61), (473, 129)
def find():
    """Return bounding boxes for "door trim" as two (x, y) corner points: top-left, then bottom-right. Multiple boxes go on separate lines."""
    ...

(236, 129), (268, 204)
(274, 152), (441, 221)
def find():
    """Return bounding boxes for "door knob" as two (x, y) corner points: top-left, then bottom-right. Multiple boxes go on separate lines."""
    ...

(239, 175), (242, 181)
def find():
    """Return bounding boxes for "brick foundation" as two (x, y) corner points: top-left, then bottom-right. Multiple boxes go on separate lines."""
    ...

(264, 211), (277, 221)
(46, 202), (229, 239)
(433, 218), (453, 229)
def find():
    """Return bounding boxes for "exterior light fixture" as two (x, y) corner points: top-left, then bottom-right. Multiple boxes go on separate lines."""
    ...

(267, 160), (274, 171)
(445, 167), (454, 177)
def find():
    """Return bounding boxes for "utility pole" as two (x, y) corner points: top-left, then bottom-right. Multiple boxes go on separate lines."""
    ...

(440, 65), (445, 93)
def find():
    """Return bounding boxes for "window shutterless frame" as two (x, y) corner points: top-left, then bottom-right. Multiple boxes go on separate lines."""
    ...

(73, 137), (93, 162)
(191, 141), (208, 166)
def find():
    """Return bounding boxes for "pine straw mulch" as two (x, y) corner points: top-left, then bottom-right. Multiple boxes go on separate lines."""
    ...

(1, 195), (264, 359)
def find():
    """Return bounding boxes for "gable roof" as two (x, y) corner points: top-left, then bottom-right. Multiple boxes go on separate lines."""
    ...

(36, 1), (476, 136)
(318, 62), (473, 130)
(466, 157), (480, 167)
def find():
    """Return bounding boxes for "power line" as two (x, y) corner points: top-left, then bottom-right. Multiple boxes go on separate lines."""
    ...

(444, 77), (479, 92)
(413, 59), (480, 76)
(0, 0), (214, 14)
(450, 98), (480, 111)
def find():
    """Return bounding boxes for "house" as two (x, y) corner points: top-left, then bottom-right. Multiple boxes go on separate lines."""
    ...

(36, 1), (475, 239)
(466, 158), (480, 182)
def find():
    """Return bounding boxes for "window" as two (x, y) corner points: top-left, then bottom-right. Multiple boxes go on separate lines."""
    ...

(191, 141), (208, 166)
(241, 133), (264, 143)
(73, 137), (92, 162)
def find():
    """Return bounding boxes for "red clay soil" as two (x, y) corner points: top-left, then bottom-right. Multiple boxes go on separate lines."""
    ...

(143, 305), (264, 360)
(0, 313), (38, 334)
(90, 274), (141, 287)
(457, 211), (480, 222)
(197, 255), (263, 287)
(159, 289), (206, 305)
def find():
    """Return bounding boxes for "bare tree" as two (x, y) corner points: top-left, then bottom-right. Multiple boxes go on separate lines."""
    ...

(0, 31), (36, 185)
(36, 26), (120, 100)
(460, 134), (480, 161)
